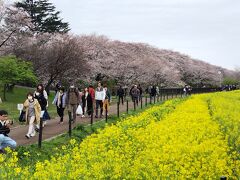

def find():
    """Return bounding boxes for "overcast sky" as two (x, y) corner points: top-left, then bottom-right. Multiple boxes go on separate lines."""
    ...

(12, 0), (240, 70)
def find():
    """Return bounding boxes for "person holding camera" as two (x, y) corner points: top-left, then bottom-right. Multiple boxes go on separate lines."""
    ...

(0, 110), (17, 153)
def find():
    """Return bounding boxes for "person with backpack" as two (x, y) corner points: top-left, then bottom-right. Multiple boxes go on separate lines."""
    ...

(117, 85), (124, 105)
(66, 85), (80, 123)
(131, 85), (140, 106)
(95, 82), (105, 118)
(0, 110), (17, 153)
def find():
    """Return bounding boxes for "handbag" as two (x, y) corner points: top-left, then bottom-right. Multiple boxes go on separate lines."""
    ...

(42, 110), (51, 120)
(76, 105), (83, 115)
(18, 111), (26, 122)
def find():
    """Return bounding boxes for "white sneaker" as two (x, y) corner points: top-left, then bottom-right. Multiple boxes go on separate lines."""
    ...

(81, 115), (85, 118)
(25, 134), (30, 139)
(43, 121), (47, 127)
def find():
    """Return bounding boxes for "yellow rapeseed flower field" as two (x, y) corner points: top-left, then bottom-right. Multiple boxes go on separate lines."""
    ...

(0, 91), (239, 179)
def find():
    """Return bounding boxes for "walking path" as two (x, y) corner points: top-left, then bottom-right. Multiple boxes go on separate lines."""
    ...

(9, 100), (140, 146)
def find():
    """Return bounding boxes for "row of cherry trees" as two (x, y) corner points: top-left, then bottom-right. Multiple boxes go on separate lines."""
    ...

(0, 1), (239, 89)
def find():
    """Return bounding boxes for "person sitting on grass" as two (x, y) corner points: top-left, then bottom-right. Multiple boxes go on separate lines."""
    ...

(0, 110), (17, 153)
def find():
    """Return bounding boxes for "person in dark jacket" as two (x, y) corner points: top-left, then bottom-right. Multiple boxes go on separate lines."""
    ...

(117, 85), (125, 105)
(87, 85), (95, 117)
(34, 85), (48, 127)
(0, 110), (17, 153)
(150, 86), (157, 101)
(131, 85), (140, 105)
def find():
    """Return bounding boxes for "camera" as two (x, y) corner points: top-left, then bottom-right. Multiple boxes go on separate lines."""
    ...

(4, 119), (14, 125)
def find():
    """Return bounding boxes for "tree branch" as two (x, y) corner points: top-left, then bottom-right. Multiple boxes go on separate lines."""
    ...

(0, 29), (16, 48)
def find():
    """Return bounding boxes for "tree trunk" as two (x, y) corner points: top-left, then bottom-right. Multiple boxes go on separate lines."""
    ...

(3, 84), (7, 101)
(8, 84), (15, 92)
(45, 77), (54, 95)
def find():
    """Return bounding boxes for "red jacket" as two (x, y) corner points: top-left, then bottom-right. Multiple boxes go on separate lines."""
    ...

(88, 87), (95, 101)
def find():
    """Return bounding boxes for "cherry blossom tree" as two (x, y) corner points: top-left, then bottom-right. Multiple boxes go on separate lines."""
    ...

(0, 1), (33, 51)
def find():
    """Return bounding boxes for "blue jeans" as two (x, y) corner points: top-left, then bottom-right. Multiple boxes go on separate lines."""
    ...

(0, 134), (17, 150)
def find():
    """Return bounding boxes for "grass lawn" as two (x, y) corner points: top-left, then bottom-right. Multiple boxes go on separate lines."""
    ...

(0, 86), (57, 125)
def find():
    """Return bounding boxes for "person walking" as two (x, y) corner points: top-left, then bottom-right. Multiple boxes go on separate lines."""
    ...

(88, 85), (95, 117)
(117, 85), (124, 105)
(52, 87), (67, 124)
(150, 86), (157, 101)
(95, 82), (105, 118)
(131, 85), (140, 106)
(35, 84), (48, 105)
(81, 88), (88, 118)
(129, 85), (135, 102)
(66, 85), (80, 123)
(23, 92), (41, 139)
(137, 84), (143, 102)
(0, 110), (17, 153)
(103, 85), (111, 116)
(76, 88), (83, 117)
(55, 81), (62, 94)
(156, 86), (160, 97)
(34, 85), (48, 127)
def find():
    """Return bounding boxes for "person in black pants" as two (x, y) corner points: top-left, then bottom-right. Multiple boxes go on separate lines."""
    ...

(53, 87), (67, 124)
(95, 82), (105, 118)
(117, 85), (125, 105)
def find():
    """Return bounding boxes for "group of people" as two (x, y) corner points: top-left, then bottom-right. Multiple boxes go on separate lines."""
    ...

(116, 84), (160, 106)
(23, 84), (49, 138)
(0, 82), (113, 152)
(53, 82), (111, 124)
(183, 85), (192, 96)
(221, 84), (237, 91)
(146, 86), (160, 99)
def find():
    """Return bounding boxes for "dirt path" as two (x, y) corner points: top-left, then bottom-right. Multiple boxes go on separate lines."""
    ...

(9, 99), (148, 146)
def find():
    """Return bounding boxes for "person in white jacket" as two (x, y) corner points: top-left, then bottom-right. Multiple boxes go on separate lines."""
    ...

(95, 82), (105, 118)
